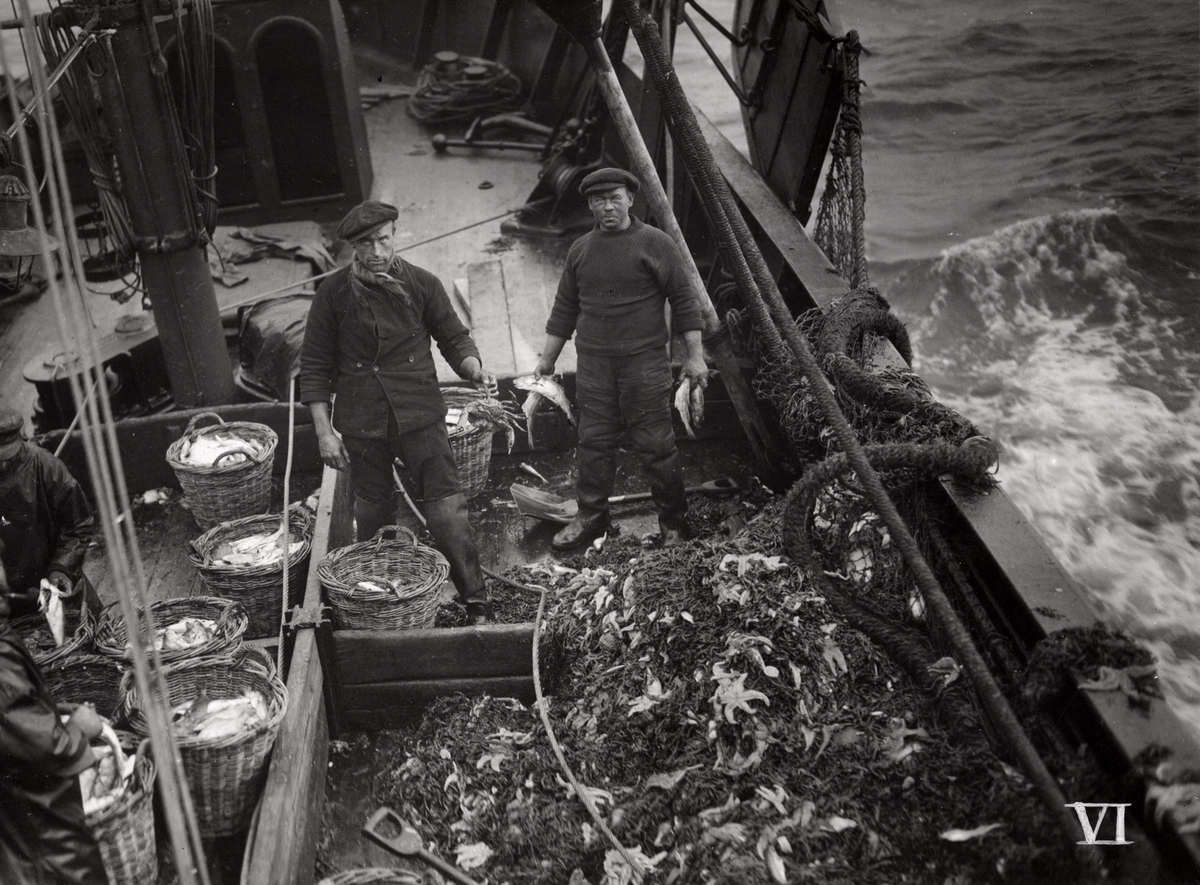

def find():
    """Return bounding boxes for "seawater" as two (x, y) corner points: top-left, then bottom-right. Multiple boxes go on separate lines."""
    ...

(670, 0), (1200, 736)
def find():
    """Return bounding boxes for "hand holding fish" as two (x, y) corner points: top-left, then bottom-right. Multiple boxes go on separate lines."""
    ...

(45, 569), (71, 594)
(681, 353), (709, 390)
(68, 703), (104, 740)
(534, 354), (556, 378)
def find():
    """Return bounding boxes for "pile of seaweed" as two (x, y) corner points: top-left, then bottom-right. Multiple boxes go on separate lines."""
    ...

(368, 499), (1094, 884)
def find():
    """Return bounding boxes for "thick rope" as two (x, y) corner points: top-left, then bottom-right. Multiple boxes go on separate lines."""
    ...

(1, 5), (211, 879)
(531, 581), (644, 881)
(277, 373), (295, 672)
(621, 0), (1084, 848)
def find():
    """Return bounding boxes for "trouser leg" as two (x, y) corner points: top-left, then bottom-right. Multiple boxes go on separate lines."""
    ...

(420, 492), (486, 604)
(619, 350), (687, 529)
(344, 429), (399, 542)
(398, 421), (486, 604)
(575, 354), (622, 522)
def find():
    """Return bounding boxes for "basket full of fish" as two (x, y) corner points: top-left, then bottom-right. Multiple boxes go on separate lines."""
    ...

(165, 411), (278, 529)
(80, 729), (157, 885)
(93, 596), (248, 665)
(440, 388), (522, 497)
(188, 507), (314, 639)
(318, 525), (449, 630)
(120, 649), (288, 837)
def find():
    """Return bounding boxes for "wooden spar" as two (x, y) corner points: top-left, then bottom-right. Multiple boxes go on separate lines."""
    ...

(582, 35), (787, 475)
(91, 13), (233, 408)
(239, 465), (344, 885)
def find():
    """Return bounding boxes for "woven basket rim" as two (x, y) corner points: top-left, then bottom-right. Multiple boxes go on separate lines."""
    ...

(316, 526), (448, 601)
(188, 508), (315, 574)
(165, 413), (278, 475)
(93, 596), (247, 660)
(122, 653), (288, 749)
(14, 598), (93, 665)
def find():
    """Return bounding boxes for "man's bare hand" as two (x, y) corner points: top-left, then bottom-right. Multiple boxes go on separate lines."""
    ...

(317, 429), (350, 470)
(681, 355), (709, 389)
(68, 703), (104, 740)
(45, 570), (72, 594)
(472, 368), (499, 399)
(534, 355), (556, 378)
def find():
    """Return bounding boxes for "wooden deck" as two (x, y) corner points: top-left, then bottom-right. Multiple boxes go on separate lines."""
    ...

(359, 90), (574, 382)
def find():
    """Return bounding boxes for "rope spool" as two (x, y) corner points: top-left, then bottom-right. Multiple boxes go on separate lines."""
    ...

(408, 51), (523, 125)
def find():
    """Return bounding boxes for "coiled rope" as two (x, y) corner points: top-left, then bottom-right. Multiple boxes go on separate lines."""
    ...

(620, 0), (1084, 849)
(407, 55), (522, 125)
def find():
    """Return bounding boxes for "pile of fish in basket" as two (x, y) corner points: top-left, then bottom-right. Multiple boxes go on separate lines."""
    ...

(29, 587), (288, 883)
(9, 413), (308, 882)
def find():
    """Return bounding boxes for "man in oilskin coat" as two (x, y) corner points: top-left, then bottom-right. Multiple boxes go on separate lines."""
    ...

(0, 408), (94, 619)
(535, 167), (709, 551)
(300, 201), (498, 624)
(1, 555), (107, 884)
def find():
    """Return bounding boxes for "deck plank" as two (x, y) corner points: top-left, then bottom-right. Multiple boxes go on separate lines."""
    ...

(465, 260), (517, 378)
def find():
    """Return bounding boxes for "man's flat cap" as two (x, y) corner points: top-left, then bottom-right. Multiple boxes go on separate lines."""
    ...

(579, 167), (640, 197)
(0, 406), (23, 441)
(336, 200), (399, 242)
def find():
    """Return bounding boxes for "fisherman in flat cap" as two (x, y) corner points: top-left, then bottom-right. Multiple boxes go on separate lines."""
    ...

(300, 200), (498, 623)
(535, 167), (708, 550)
(0, 406), (95, 619)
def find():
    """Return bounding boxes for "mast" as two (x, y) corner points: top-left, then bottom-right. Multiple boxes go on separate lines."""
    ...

(88, 3), (232, 407)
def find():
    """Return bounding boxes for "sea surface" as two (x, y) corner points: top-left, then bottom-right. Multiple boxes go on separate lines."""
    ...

(669, 0), (1200, 735)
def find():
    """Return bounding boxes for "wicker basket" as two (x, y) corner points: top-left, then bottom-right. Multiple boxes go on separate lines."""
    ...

(13, 589), (92, 667)
(93, 596), (248, 665)
(89, 739), (157, 885)
(318, 526), (449, 630)
(319, 870), (423, 885)
(188, 508), (315, 639)
(442, 388), (497, 498)
(43, 654), (126, 721)
(121, 650), (287, 837)
(165, 411), (278, 529)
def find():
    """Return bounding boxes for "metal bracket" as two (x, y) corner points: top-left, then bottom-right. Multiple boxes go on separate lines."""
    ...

(283, 602), (330, 635)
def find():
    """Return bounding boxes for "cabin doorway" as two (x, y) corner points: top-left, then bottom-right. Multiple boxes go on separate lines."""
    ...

(256, 22), (341, 203)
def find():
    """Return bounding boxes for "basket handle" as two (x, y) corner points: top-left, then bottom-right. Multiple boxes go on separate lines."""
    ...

(371, 525), (419, 550)
(184, 411), (226, 435)
(211, 446), (259, 468)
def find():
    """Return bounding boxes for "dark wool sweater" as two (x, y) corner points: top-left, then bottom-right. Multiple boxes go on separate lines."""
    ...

(545, 218), (704, 356)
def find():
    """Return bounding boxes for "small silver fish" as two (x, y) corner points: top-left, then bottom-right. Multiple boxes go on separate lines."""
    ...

(513, 374), (575, 448)
(673, 378), (705, 439)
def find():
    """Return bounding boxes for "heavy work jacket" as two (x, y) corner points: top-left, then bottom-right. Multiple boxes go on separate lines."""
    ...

(0, 618), (106, 883)
(298, 262), (480, 438)
(0, 444), (92, 597)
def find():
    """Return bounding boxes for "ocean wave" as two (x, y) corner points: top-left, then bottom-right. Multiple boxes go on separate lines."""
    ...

(863, 97), (978, 121)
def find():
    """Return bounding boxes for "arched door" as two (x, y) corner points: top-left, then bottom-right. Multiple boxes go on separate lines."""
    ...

(256, 22), (341, 202)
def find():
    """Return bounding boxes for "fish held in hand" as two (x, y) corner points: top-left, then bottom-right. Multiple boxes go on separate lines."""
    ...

(674, 377), (705, 439)
(514, 374), (575, 448)
(38, 579), (66, 646)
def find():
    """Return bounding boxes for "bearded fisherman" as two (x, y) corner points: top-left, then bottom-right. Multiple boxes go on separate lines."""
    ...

(299, 201), (497, 624)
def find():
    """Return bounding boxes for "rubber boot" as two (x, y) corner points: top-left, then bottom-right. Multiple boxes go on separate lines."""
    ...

(552, 511), (610, 552)
(354, 496), (395, 543)
(420, 493), (490, 621)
